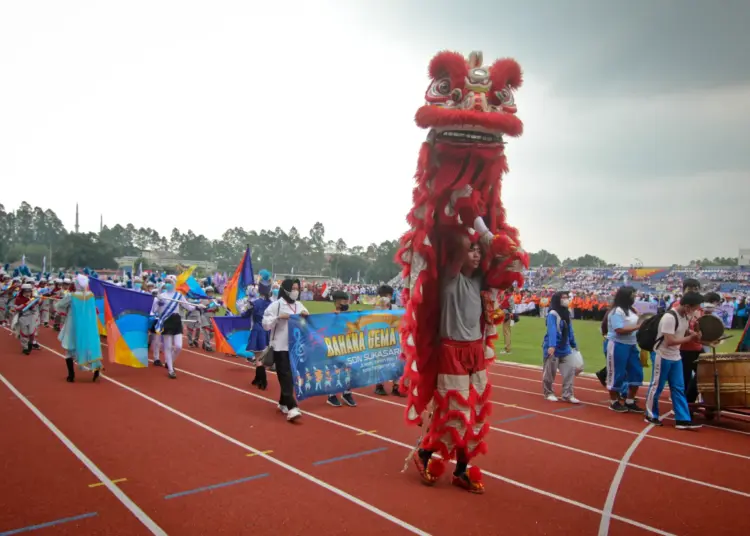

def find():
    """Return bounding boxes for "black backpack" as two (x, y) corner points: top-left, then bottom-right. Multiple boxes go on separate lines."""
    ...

(636, 310), (678, 351)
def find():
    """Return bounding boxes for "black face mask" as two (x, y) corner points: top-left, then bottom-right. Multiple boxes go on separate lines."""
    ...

(338, 304), (349, 312)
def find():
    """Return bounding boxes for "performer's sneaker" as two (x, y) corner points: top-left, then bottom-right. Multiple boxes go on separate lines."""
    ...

(153, 359), (162, 367)
(286, 407), (302, 422)
(644, 416), (663, 426)
(452, 467), (485, 494)
(675, 420), (702, 430)
(32, 343), (41, 350)
(342, 393), (356, 407)
(327, 395), (342, 407)
(412, 451), (442, 486)
(625, 401), (645, 414)
(66, 376), (75, 383)
(93, 370), (100, 382)
(168, 370), (177, 379)
(278, 404), (289, 415)
(391, 385), (405, 397)
(374, 384), (388, 396)
(609, 401), (628, 413)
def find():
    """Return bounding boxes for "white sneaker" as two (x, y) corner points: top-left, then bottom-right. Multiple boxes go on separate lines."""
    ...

(563, 396), (580, 404)
(286, 407), (302, 422)
(277, 404), (289, 415)
(545, 394), (558, 402)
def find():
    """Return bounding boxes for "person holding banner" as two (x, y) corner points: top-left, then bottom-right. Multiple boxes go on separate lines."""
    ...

(54, 274), (103, 383)
(151, 275), (200, 379)
(262, 278), (309, 422)
(373, 284), (404, 397)
(326, 290), (357, 407)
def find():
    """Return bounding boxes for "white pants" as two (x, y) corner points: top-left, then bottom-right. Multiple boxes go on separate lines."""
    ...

(162, 334), (183, 373)
(151, 334), (163, 360)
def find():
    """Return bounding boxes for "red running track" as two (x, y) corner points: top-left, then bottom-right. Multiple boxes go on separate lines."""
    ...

(1, 325), (749, 536)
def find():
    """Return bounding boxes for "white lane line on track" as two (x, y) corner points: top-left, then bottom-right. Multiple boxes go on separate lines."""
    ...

(150, 351), (676, 536)
(0, 371), (167, 536)
(179, 350), (750, 499)
(184, 347), (750, 461)
(598, 415), (664, 536)
(42, 343), (429, 536)
(489, 376), (750, 437)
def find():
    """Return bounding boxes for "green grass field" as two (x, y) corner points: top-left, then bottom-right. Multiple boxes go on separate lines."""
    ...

(301, 302), (744, 373)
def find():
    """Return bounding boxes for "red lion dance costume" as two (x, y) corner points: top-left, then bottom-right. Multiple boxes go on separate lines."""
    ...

(397, 50), (528, 493)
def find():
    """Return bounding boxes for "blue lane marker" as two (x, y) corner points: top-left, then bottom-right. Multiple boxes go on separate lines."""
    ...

(494, 414), (536, 425)
(552, 405), (586, 413)
(0, 512), (98, 535)
(164, 473), (270, 500)
(313, 447), (388, 466)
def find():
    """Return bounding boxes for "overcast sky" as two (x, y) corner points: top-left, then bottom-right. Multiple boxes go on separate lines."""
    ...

(1, 1), (749, 266)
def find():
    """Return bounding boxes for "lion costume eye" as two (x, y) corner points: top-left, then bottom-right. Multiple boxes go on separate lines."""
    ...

(428, 77), (451, 98)
(495, 87), (514, 107)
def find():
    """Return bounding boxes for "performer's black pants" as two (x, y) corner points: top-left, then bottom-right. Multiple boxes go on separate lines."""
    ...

(274, 350), (298, 410)
(680, 350), (701, 404)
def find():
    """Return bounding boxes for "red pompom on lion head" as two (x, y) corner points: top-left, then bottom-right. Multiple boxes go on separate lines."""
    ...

(415, 50), (523, 145)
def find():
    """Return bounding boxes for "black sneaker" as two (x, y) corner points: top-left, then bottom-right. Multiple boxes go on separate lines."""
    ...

(93, 370), (100, 382)
(609, 401), (628, 413)
(374, 384), (388, 396)
(625, 401), (646, 414)
(327, 395), (342, 407)
(342, 393), (357, 407)
(168, 370), (177, 379)
(675, 420), (702, 430)
(153, 359), (162, 367)
(644, 416), (663, 426)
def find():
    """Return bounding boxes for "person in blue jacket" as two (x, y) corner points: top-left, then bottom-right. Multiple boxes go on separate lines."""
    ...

(542, 291), (580, 403)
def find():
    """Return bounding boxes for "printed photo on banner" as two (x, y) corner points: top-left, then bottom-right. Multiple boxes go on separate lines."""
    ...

(288, 310), (405, 401)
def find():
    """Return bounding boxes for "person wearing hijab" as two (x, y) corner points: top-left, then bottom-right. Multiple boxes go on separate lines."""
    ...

(542, 291), (579, 403)
(54, 274), (103, 382)
(262, 278), (309, 422)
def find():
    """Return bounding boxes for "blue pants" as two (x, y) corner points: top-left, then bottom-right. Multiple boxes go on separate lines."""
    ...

(605, 341), (643, 393)
(645, 354), (691, 421)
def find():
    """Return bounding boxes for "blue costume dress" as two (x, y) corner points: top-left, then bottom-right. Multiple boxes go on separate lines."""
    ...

(246, 297), (271, 352)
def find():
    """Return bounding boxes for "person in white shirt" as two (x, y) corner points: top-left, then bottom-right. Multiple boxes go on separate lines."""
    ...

(150, 275), (200, 379)
(262, 278), (309, 422)
(644, 291), (703, 430)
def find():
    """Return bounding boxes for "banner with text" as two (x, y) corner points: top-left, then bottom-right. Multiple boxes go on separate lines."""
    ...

(288, 310), (404, 401)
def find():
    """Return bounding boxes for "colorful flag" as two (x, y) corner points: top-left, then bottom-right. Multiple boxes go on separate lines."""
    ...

(101, 282), (153, 368)
(176, 265), (209, 299)
(222, 247), (254, 316)
(211, 316), (253, 358)
(87, 277), (108, 337)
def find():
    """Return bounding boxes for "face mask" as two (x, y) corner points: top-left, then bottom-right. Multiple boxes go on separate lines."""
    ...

(561, 298), (570, 307)
(338, 304), (349, 312)
(164, 283), (175, 292)
(134, 284), (142, 291)
(288, 290), (299, 301)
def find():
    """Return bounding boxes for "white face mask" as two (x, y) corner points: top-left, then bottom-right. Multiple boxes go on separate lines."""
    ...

(288, 290), (299, 301)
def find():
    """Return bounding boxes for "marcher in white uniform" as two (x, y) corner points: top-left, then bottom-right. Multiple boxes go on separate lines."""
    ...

(150, 275), (200, 379)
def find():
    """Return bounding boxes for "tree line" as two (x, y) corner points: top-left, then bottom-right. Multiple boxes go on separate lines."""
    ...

(0, 203), (740, 283)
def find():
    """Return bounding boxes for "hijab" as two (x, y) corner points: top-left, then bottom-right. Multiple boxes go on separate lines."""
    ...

(549, 291), (571, 341)
(280, 278), (300, 304)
